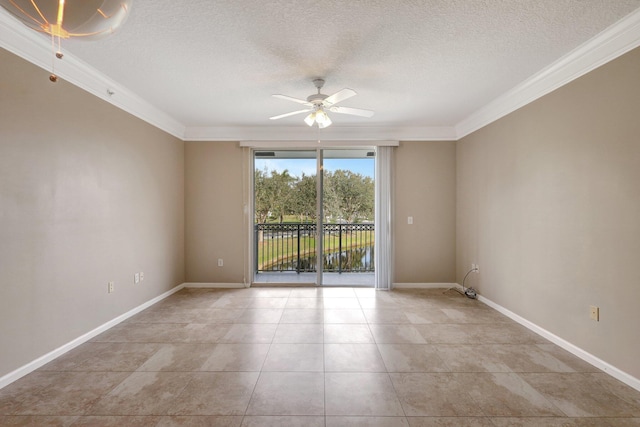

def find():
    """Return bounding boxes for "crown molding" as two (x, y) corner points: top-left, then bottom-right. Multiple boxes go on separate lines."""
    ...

(184, 125), (457, 142)
(4, 6), (640, 143)
(455, 7), (640, 139)
(0, 9), (186, 140)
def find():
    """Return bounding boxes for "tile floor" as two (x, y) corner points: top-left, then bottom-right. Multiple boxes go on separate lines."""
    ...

(1, 287), (639, 426)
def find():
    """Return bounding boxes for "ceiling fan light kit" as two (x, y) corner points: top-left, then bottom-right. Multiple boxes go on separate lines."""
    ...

(270, 78), (374, 128)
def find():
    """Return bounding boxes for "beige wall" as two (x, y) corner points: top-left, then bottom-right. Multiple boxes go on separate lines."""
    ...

(183, 141), (457, 285)
(457, 47), (640, 379)
(0, 49), (185, 378)
(185, 141), (245, 283)
(394, 141), (457, 283)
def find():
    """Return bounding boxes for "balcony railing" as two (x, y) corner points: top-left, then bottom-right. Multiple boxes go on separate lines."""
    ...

(255, 222), (374, 273)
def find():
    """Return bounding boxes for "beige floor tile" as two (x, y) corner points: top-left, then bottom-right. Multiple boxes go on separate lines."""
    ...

(413, 324), (478, 344)
(521, 373), (640, 417)
(6, 287), (640, 425)
(246, 372), (324, 415)
(323, 298), (362, 309)
(249, 288), (292, 298)
(440, 306), (510, 323)
(324, 324), (375, 343)
(91, 323), (231, 344)
(234, 308), (283, 323)
(199, 343), (270, 371)
(370, 325), (427, 344)
(401, 307), (452, 324)
(490, 344), (582, 373)
(167, 372), (259, 415)
(324, 309), (367, 323)
(241, 415), (325, 426)
(389, 373), (483, 416)
(288, 288), (322, 298)
(326, 416), (411, 426)
(87, 372), (192, 415)
(363, 309), (411, 324)
(155, 415), (243, 426)
(324, 344), (387, 372)
(407, 417), (495, 426)
(220, 324), (277, 343)
(128, 308), (201, 324)
(10, 372), (130, 416)
(41, 342), (160, 372)
(434, 344), (511, 373)
(458, 372), (564, 416)
(285, 298), (324, 309)
(280, 308), (324, 323)
(210, 296), (253, 309)
(262, 344), (324, 372)
(195, 309), (245, 324)
(321, 288), (357, 298)
(248, 298), (288, 308)
(325, 373), (404, 416)
(1, 416), (74, 426)
(488, 418), (593, 427)
(378, 344), (450, 373)
(0, 416), (77, 426)
(273, 324), (324, 343)
(465, 323), (547, 344)
(136, 343), (215, 372)
(68, 415), (161, 426)
(358, 298), (401, 309)
(535, 344), (601, 372)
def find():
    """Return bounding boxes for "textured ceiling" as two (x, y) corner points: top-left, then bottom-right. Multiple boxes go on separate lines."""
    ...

(58, 0), (640, 130)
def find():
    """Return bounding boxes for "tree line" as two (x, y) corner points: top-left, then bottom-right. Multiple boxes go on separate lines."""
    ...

(255, 168), (374, 224)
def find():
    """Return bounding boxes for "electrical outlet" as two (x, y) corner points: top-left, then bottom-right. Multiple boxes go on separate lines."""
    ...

(218, 258), (224, 267)
(108, 281), (114, 293)
(134, 273), (140, 284)
(407, 216), (413, 225)
(475, 264), (479, 273)
(590, 305), (600, 321)
(140, 271), (144, 281)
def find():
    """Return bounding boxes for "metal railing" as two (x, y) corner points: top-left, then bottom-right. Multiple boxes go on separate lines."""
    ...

(255, 222), (374, 273)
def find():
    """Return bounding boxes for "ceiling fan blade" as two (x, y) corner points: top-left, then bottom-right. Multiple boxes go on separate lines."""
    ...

(270, 109), (312, 120)
(329, 106), (375, 118)
(323, 88), (357, 106)
(272, 94), (312, 106)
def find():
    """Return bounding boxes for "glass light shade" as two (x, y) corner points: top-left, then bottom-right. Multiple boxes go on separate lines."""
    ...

(316, 110), (332, 128)
(304, 111), (316, 127)
(0, 0), (132, 40)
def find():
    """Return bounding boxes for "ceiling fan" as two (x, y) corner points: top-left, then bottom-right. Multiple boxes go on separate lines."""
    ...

(270, 78), (374, 128)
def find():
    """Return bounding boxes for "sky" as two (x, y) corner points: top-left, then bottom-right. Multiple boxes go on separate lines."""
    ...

(255, 158), (374, 178)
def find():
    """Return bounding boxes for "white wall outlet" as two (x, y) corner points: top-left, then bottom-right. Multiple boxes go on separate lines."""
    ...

(590, 305), (600, 321)
(134, 273), (140, 284)
(218, 258), (224, 267)
(407, 216), (413, 225)
(140, 271), (144, 281)
(108, 281), (114, 293)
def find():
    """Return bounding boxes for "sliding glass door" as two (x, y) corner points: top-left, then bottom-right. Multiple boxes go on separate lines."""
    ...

(252, 148), (375, 286)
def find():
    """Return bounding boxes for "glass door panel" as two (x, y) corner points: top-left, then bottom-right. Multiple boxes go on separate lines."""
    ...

(253, 150), (317, 285)
(321, 149), (375, 287)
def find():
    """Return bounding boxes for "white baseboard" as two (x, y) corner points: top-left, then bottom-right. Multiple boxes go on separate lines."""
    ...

(478, 293), (640, 393)
(393, 282), (460, 289)
(183, 282), (246, 289)
(0, 283), (185, 390)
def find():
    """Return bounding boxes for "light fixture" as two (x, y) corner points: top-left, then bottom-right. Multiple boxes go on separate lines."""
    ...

(304, 107), (332, 129)
(0, 0), (132, 82)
